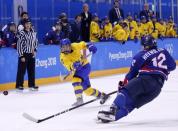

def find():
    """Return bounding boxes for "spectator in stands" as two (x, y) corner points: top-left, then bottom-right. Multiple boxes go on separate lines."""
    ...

(109, 0), (124, 24)
(44, 22), (64, 45)
(59, 13), (72, 39)
(3, 22), (17, 48)
(126, 13), (139, 41)
(70, 14), (82, 42)
(90, 13), (101, 42)
(139, 3), (154, 21)
(81, 3), (92, 42)
(0, 25), (5, 48)
(18, 12), (29, 31)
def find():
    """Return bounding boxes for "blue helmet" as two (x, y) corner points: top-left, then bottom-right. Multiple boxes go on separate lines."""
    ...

(141, 35), (157, 49)
(60, 38), (71, 47)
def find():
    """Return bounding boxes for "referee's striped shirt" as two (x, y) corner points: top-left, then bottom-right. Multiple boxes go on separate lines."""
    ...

(17, 29), (38, 57)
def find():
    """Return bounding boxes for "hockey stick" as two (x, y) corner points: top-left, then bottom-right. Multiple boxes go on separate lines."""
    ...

(22, 90), (117, 123)
(59, 53), (92, 81)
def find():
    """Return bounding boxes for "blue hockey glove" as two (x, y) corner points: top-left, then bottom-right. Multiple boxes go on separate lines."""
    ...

(73, 61), (82, 70)
(87, 43), (97, 54)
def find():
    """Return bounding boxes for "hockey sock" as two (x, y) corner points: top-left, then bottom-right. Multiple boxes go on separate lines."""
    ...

(113, 89), (135, 120)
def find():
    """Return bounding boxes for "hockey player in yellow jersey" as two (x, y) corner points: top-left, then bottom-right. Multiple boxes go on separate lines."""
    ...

(102, 16), (113, 40)
(158, 18), (166, 37)
(148, 16), (160, 39)
(166, 17), (177, 37)
(113, 18), (123, 36)
(140, 16), (150, 37)
(60, 38), (109, 106)
(90, 14), (101, 42)
(113, 22), (129, 44)
(126, 14), (139, 41)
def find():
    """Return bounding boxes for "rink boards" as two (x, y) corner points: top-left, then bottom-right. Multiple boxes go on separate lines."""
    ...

(0, 39), (178, 90)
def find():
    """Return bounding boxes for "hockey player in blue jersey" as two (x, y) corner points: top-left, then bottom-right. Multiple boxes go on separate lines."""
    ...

(97, 35), (176, 123)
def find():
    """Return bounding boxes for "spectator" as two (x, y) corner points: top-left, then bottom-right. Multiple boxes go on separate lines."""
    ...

(18, 12), (29, 32)
(44, 22), (64, 45)
(139, 3), (154, 21)
(109, 0), (124, 24)
(3, 22), (17, 48)
(16, 19), (38, 91)
(70, 14), (82, 42)
(58, 13), (72, 39)
(81, 3), (92, 42)
(90, 13), (101, 42)
(0, 25), (5, 48)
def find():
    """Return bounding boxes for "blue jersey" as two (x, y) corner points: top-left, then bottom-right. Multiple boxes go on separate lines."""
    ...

(43, 30), (64, 45)
(126, 48), (176, 81)
(4, 31), (17, 47)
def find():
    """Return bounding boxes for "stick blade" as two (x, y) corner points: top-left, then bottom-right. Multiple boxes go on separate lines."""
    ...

(22, 113), (39, 123)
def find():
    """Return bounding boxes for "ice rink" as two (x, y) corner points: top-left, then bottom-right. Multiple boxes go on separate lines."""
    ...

(0, 68), (178, 131)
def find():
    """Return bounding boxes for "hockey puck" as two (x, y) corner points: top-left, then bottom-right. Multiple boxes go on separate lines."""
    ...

(3, 91), (8, 96)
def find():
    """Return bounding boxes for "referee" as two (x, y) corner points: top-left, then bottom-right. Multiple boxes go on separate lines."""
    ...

(16, 19), (38, 91)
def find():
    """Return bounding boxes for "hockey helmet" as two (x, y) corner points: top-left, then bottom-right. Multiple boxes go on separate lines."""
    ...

(60, 38), (72, 54)
(141, 35), (157, 49)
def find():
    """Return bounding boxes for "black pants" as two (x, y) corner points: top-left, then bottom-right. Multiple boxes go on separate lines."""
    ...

(124, 74), (164, 108)
(81, 27), (90, 42)
(16, 53), (35, 88)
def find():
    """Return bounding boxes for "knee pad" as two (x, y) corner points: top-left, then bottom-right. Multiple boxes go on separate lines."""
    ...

(84, 87), (96, 96)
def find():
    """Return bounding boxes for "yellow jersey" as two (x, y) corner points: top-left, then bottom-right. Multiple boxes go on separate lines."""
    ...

(113, 28), (129, 41)
(60, 41), (88, 71)
(166, 23), (177, 37)
(140, 22), (150, 37)
(113, 23), (122, 37)
(103, 23), (113, 38)
(90, 21), (101, 42)
(127, 20), (139, 39)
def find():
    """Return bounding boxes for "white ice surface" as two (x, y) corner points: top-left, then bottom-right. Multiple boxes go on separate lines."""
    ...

(0, 68), (178, 131)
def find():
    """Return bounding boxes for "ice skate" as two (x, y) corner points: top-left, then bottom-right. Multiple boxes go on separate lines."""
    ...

(72, 97), (84, 107)
(97, 105), (117, 123)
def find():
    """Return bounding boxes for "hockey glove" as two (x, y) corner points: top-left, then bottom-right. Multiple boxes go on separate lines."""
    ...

(87, 43), (97, 54)
(73, 61), (82, 70)
(118, 79), (128, 91)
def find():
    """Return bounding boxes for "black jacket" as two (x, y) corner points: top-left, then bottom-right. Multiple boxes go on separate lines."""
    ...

(70, 21), (81, 42)
(80, 12), (92, 42)
(109, 8), (124, 24)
